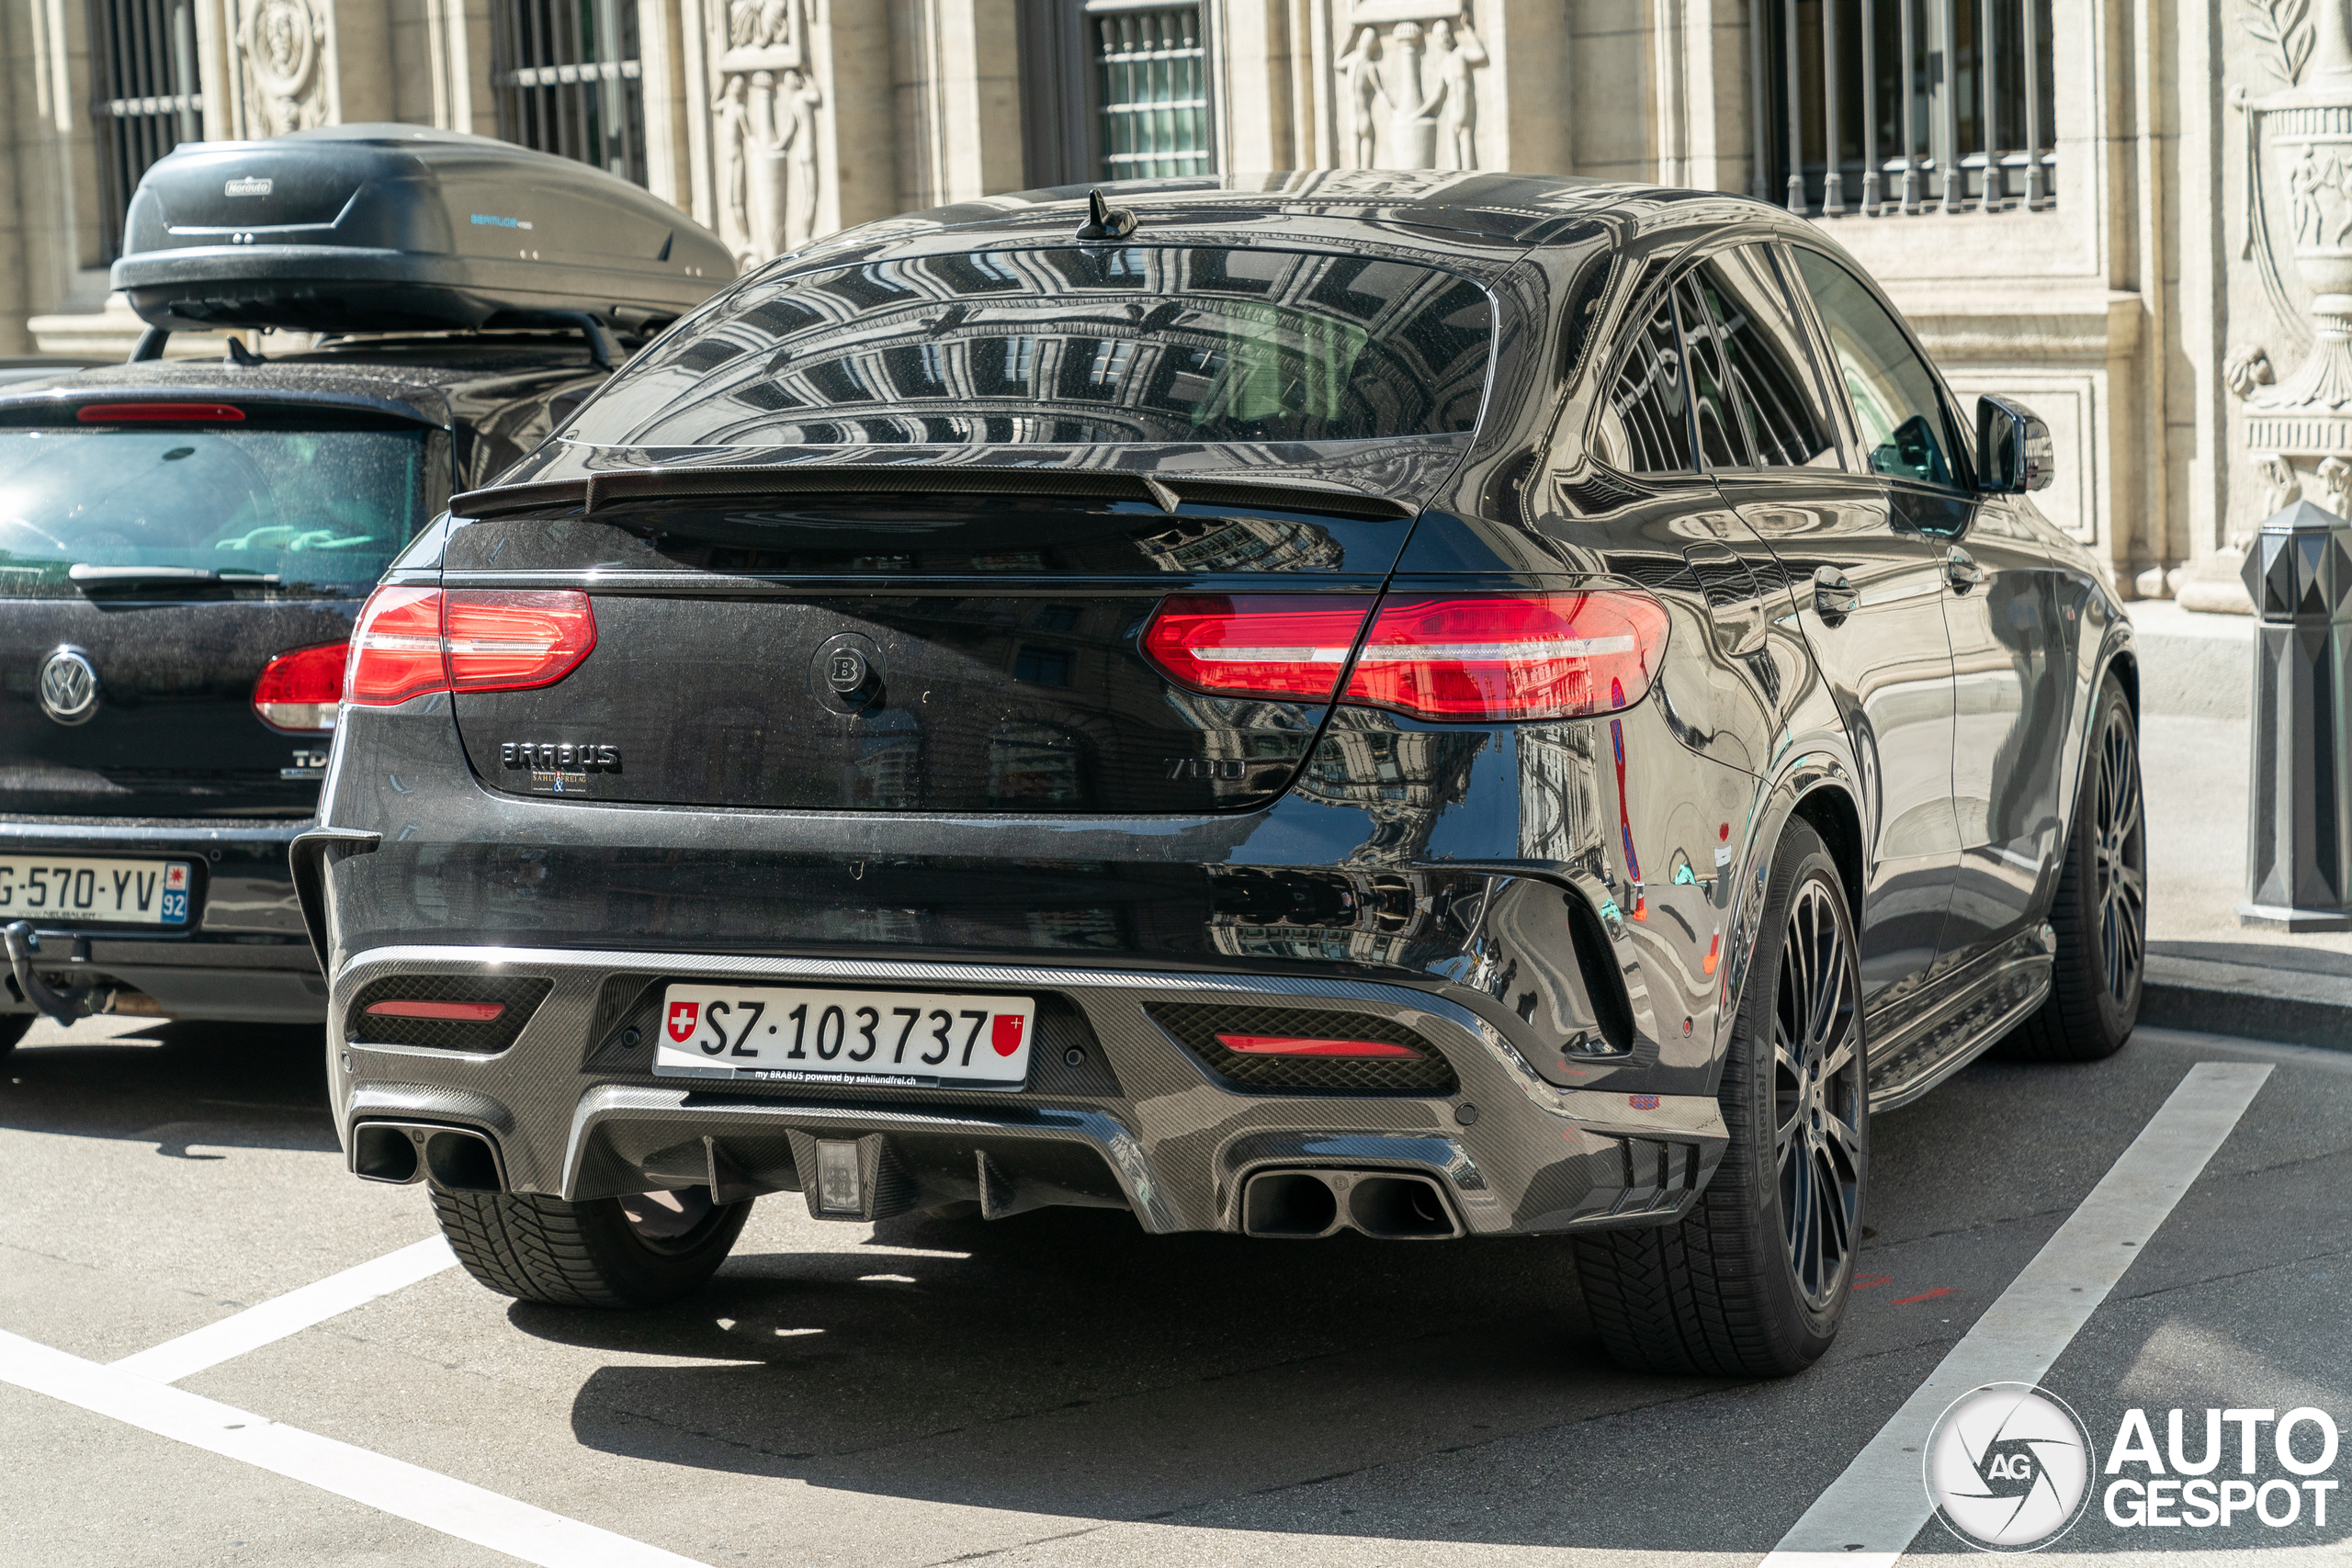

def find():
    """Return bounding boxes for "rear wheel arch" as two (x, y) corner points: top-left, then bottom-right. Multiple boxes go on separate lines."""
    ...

(1714, 761), (1863, 1072)
(1789, 783), (1864, 931)
(2105, 649), (2140, 720)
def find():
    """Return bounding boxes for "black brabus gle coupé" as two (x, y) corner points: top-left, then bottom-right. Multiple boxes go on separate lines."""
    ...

(303, 174), (2144, 1378)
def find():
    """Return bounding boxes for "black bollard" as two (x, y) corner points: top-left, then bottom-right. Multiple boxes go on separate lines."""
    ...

(2240, 498), (2352, 931)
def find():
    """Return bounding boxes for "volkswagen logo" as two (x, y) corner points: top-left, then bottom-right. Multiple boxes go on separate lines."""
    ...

(37, 646), (99, 727)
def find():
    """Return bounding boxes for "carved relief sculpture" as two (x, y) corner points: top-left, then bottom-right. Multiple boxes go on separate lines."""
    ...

(1332, 3), (1487, 172)
(232, 0), (329, 137)
(710, 0), (824, 268)
(2210, 0), (2352, 609)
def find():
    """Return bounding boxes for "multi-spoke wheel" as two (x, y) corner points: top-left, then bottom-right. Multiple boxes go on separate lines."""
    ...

(2007, 673), (2143, 1062)
(1575, 818), (1868, 1377)
(1772, 880), (1865, 1313)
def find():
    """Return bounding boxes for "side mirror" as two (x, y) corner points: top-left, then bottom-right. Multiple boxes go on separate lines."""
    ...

(1976, 395), (2052, 494)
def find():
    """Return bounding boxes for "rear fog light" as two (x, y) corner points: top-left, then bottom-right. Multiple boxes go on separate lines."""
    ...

(253, 641), (347, 732)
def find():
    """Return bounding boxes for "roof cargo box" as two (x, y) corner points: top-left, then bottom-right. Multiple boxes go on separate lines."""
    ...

(109, 125), (735, 335)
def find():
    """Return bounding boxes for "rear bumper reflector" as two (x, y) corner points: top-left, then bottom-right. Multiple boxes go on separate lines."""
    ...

(1214, 1033), (1422, 1058)
(364, 999), (507, 1022)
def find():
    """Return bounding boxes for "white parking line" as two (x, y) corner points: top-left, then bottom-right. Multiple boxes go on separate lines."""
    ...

(0, 1329), (711, 1568)
(111, 1235), (458, 1384)
(1762, 1059), (2272, 1568)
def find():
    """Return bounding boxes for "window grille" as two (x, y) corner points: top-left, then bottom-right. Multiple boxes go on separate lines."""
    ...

(491, 0), (647, 185)
(1092, 3), (1211, 180)
(88, 0), (204, 260)
(1751, 0), (2055, 217)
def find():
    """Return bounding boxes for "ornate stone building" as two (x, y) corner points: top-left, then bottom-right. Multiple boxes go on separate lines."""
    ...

(0, 0), (2318, 602)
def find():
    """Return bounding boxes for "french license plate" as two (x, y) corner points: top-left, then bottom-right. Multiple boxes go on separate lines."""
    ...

(653, 984), (1035, 1089)
(0, 856), (191, 925)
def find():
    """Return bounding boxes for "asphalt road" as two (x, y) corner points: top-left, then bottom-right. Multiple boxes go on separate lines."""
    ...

(0, 1013), (2346, 1567)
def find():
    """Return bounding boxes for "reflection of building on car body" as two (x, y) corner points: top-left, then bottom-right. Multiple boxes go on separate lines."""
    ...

(0, 125), (732, 1049)
(306, 173), (2146, 1381)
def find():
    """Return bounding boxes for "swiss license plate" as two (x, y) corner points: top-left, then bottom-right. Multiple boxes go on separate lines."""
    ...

(0, 856), (191, 925)
(653, 984), (1035, 1089)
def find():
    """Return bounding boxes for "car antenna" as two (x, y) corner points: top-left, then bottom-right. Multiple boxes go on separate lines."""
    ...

(1075, 188), (1137, 241)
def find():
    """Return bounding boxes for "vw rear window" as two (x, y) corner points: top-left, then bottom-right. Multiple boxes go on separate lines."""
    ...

(0, 427), (425, 597)
(570, 246), (1496, 449)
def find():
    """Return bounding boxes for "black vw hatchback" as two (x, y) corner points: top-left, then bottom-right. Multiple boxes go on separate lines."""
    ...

(309, 173), (2144, 1377)
(0, 126), (730, 1047)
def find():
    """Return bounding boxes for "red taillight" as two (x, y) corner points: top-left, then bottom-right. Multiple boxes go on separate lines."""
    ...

(345, 587), (596, 706)
(1141, 590), (1668, 722)
(75, 402), (244, 423)
(1216, 1033), (1422, 1058)
(443, 591), (597, 692)
(365, 999), (505, 1021)
(346, 586), (448, 705)
(252, 641), (346, 733)
(1340, 592), (1669, 721)
(1139, 594), (1375, 701)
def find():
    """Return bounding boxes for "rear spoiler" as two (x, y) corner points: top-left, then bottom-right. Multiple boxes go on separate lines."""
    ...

(449, 465), (1418, 522)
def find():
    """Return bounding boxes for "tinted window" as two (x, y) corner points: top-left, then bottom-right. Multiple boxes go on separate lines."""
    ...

(1791, 249), (1965, 488)
(1674, 276), (1752, 468)
(572, 246), (1496, 448)
(1691, 250), (1838, 468)
(1595, 296), (1694, 473)
(0, 428), (425, 597)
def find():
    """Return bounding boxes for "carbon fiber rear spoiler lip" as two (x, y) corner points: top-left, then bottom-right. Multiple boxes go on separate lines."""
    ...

(449, 465), (1417, 522)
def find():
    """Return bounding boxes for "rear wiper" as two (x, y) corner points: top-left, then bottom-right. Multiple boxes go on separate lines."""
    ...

(68, 564), (281, 593)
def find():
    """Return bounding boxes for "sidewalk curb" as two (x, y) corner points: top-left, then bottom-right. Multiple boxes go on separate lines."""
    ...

(2141, 981), (2350, 1052)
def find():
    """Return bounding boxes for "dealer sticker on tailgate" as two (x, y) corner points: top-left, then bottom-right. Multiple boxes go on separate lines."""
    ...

(653, 983), (1035, 1090)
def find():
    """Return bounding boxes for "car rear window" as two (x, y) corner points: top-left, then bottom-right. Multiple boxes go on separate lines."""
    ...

(0, 427), (425, 597)
(570, 245), (1497, 449)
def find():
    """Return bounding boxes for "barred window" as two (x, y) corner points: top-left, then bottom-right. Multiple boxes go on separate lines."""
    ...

(491, 0), (647, 184)
(1092, 5), (1211, 179)
(90, 0), (204, 259)
(1018, 0), (1216, 187)
(1753, 0), (2056, 217)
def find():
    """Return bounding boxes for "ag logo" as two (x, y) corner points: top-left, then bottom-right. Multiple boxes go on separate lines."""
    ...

(1925, 1382), (2094, 1551)
(666, 1000), (699, 1043)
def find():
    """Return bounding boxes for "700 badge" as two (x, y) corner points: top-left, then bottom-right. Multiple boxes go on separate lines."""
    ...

(653, 983), (1035, 1089)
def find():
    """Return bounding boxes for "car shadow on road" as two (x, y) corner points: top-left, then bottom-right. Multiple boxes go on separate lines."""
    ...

(2, 1021), (336, 1155)
(505, 1204), (1829, 1549)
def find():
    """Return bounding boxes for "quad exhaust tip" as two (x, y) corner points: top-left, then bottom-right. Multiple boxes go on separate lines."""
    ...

(1240, 1168), (1462, 1240)
(352, 1122), (504, 1192)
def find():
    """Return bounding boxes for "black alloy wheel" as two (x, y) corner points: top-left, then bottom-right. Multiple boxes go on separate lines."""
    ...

(2092, 709), (2148, 1006)
(1773, 878), (1866, 1313)
(1574, 818), (1868, 1377)
(2007, 673), (2143, 1061)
